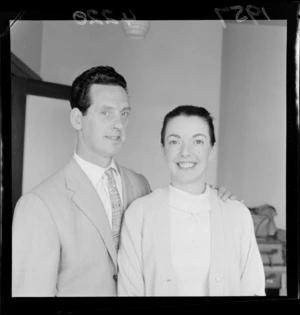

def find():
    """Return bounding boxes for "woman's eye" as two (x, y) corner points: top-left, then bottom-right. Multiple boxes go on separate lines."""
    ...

(195, 139), (204, 144)
(169, 140), (178, 145)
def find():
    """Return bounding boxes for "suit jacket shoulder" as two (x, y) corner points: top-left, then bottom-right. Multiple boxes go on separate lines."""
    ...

(22, 161), (78, 207)
(119, 165), (151, 196)
(30, 167), (65, 194)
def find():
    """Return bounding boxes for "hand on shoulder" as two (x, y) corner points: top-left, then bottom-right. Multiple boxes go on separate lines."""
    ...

(210, 184), (244, 203)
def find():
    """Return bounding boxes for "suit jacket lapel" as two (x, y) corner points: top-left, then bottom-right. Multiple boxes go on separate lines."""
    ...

(117, 164), (135, 211)
(65, 158), (117, 268)
(208, 189), (225, 296)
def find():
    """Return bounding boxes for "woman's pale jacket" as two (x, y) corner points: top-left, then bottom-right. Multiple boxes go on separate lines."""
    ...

(117, 186), (265, 296)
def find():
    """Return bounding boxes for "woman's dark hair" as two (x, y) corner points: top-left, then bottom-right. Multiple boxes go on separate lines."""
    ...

(160, 105), (216, 146)
(70, 66), (127, 115)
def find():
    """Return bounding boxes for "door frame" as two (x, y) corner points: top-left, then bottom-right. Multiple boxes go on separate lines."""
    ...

(11, 65), (71, 210)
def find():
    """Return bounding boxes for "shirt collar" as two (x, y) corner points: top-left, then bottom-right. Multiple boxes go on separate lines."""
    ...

(73, 152), (119, 187)
(168, 184), (211, 213)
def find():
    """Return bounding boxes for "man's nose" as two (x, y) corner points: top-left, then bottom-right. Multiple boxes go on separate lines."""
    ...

(112, 114), (123, 129)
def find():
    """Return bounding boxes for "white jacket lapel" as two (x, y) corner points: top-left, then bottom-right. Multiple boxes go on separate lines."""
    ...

(208, 189), (225, 296)
(151, 186), (226, 296)
(153, 187), (177, 296)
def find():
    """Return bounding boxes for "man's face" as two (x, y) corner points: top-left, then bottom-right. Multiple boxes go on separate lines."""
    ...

(162, 115), (215, 190)
(78, 84), (131, 163)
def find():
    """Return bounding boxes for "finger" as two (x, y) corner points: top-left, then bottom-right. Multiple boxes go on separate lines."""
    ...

(229, 194), (238, 201)
(220, 191), (231, 201)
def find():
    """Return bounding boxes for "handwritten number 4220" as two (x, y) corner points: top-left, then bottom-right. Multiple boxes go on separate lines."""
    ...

(215, 5), (271, 28)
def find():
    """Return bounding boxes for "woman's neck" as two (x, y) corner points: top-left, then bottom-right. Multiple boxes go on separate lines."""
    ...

(170, 181), (206, 195)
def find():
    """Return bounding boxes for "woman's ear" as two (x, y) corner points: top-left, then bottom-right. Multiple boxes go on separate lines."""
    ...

(70, 108), (82, 131)
(209, 144), (217, 162)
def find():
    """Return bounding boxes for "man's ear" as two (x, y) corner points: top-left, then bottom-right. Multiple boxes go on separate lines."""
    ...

(209, 144), (217, 162)
(70, 108), (82, 130)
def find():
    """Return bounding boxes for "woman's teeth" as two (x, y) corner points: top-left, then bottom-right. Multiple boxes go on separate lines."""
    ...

(177, 162), (196, 169)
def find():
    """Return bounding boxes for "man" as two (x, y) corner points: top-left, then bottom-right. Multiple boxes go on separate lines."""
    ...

(12, 66), (235, 296)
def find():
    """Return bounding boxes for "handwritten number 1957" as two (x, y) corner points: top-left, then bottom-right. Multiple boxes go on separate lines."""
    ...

(215, 5), (271, 28)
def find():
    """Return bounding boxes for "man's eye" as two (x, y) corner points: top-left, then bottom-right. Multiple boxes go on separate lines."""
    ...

(102, 111), (113, 116)
(169, 140), (178, 145)
(121, 111), (130, 118)
(195, 139), (204, 145)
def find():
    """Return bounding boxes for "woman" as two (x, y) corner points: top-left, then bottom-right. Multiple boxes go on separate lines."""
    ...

(117, 105), (265, 296)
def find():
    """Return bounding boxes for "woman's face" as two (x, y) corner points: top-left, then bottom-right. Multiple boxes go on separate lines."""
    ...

(162, 115), (216, 192)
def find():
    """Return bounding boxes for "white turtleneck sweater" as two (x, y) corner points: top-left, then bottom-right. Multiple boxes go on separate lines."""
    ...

(169, 184), (211, 296)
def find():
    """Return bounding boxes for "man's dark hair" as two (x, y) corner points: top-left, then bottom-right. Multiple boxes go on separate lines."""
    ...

(70, 66), (127, 115)
(160, 105), (216, 146)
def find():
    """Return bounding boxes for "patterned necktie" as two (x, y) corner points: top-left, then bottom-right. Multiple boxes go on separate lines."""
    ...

(105, 167), (123, 251)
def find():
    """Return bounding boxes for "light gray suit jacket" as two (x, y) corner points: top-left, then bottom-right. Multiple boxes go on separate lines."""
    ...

(12, 158), (151, 296)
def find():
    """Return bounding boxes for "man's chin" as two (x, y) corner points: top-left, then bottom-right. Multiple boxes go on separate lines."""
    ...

(104, 146), (123, 157)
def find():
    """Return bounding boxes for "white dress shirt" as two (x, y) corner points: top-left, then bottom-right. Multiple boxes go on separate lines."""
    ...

(169, 184), (211, 296)
(73, 153), (123, 228)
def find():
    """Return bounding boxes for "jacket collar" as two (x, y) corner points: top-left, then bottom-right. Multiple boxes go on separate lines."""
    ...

(64, 158), (135, 269)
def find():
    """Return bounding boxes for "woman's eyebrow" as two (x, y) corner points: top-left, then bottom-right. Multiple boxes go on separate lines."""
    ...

(193, 133), (207, 138)
(167, 134), (181, 139)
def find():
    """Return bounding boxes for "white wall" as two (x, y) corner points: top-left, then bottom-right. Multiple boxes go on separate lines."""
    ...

(218, 21), (286, 229)
(22, 95), (75, 193)
(40, 21), (223, 189)
(10, 20), (43, 76)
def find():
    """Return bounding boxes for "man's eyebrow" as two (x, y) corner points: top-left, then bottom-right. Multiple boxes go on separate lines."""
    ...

(192, 133), (207, 138)
(99, 104), (113, 110)
(98, 105), (131, 111)
(121, 106), (131, 111)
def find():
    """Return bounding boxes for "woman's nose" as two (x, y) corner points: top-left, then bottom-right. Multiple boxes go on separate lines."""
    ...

(180, 143), (191, 157)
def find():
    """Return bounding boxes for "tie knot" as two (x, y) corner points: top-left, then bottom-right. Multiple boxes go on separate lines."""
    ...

(105, 167), (116, 179)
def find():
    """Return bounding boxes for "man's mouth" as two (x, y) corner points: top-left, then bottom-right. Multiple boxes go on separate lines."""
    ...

(176, 162), (197, 169)
(106, 136), (122, 141)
